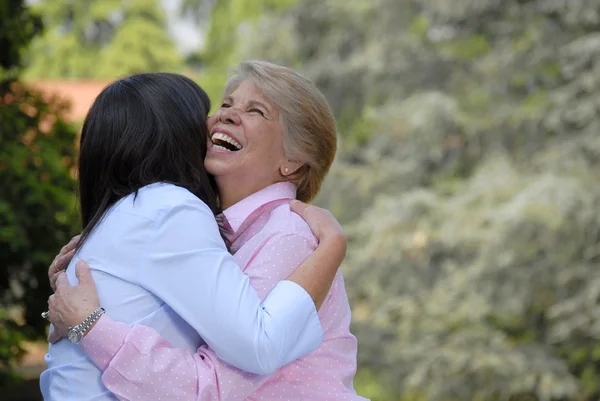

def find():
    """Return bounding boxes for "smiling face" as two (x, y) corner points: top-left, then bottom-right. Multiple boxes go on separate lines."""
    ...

(205, 80), (290, 208)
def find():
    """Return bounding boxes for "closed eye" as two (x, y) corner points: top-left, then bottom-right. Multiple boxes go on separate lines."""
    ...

(249, 108), (265, 116)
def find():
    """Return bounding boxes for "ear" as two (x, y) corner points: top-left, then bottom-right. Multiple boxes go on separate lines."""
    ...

(280, 160), (304, 177)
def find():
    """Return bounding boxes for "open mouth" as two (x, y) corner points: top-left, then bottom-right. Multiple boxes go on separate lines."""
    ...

(211, 132), (242, 152)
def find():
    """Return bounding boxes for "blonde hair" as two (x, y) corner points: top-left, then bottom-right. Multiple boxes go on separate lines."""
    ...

(223, 60), (337, 202)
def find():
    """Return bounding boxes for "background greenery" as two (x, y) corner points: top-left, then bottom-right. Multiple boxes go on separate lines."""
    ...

(2, 0), (600, 400)
(0, 0), (79, 392)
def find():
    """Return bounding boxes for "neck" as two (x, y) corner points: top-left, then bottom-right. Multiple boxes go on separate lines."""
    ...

(217, 175), (271, 210)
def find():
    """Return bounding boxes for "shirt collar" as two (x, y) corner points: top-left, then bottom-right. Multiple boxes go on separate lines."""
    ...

(221, 182), (297, 234)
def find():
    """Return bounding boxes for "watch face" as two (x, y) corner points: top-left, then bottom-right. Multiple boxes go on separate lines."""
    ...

(68, 329), (82, 344)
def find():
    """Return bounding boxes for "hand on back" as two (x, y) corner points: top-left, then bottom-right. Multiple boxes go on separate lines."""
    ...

(290, 200), (346, 260)
(47, 261), (101, 343)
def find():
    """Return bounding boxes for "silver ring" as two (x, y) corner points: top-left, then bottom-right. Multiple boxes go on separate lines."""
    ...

(41, 311), (50, 320)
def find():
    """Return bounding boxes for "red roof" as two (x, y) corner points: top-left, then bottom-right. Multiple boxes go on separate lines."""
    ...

(28, 80), (111, 122)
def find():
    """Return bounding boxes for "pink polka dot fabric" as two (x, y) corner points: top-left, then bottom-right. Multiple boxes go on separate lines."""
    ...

(80, 182), (367, 400)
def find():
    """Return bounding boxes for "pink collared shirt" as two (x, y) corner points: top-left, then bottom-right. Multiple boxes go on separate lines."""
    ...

(80, 182), (366, 400)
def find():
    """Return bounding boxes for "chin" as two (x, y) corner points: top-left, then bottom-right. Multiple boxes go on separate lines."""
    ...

(204, 157), (232, 177)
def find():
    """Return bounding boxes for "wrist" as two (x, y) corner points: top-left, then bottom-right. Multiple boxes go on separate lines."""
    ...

(69, 306), (100, 328)
(82, 315), (102, 336)
(67, 307), (105, 344)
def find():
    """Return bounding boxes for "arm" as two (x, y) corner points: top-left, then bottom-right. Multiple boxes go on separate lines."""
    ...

(78, 233), (316, 401)
(48, 198), (343, 375)
(136, 198), (322, 374)
(77, 315), (263, 401)
(48, 201), (344, 305)
(287, 199), (346, 308)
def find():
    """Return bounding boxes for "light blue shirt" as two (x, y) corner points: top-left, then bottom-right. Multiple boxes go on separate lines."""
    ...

(40, 183), (323, 400)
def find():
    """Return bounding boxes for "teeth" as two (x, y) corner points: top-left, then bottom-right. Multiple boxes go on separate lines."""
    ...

(211, 132), (242, 150)
(212, 145), (230, 151)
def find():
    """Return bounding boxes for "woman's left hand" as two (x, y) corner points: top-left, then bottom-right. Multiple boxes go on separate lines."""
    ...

(47, 260), (101, 343)
(290, 200), (346, 255)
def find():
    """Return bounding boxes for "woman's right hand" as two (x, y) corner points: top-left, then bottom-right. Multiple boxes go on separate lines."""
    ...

(49, 234), (81, 291)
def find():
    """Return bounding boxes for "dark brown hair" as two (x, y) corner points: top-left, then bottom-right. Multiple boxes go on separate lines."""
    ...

(77, 73), (219, 249)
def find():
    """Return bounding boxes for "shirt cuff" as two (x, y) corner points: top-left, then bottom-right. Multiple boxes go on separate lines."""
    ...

(80, 314), (129, 371)
(262, 280), (324, 367)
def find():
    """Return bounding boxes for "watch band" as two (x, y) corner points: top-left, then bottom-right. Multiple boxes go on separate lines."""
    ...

(67, 307), (105, 344)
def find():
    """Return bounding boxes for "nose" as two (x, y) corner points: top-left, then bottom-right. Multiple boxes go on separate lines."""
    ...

(218, 107), (241, 125)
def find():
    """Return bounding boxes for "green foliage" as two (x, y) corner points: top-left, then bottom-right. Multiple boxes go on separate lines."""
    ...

(192, 0), (300, 109)
(439, 35), (490, 61)
(0, 0), (78, 386)
(199, 0), (600, 399)
(201, 0), (298, 67)
(0, 1), (42, 81)
(0, 310), (27, 388)
(24, 0), (182, 79)
(409, 15), (430, 39)
(353, 368), (403, 401)
(3, 0), (600, 399)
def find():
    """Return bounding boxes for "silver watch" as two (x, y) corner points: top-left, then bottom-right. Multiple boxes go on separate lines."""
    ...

(67, 307), (105, 344)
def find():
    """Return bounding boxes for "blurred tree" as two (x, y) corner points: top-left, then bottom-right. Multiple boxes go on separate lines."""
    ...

(198, 0), (600, 399)
(24, 0), (182, 79)
(191, 0), (298, 110)
(0, 0), (78, 386)
(179, 0), (214, 24)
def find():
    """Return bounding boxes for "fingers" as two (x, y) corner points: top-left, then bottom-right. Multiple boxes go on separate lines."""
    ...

(290, 199), (309, 217)
(59, 248), (76, 266)
(49, 271), (61, 292)
(49, 257), (62, 279)
(61, 234), (81, 254)
(75, 260), (93, 284)
(52, 249), (75, 275)
(56, 246), (77, 270)
(55, 272), (70, 290)
(51, 234), (81, 275)
(291, 201), (322, 239)
(49, 245), (77, 292)
(47, 294), (55, 315)
(48, 328), (63, 344)
(49, 265), (58, 292)
(293, 201), (346, 248)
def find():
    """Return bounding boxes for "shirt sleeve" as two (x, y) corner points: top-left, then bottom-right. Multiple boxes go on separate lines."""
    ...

(133, 197), (323, 375)
(80, 234), (318, 401)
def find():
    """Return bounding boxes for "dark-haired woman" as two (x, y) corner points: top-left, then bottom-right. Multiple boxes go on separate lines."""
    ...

(40, 72), (347, 400)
